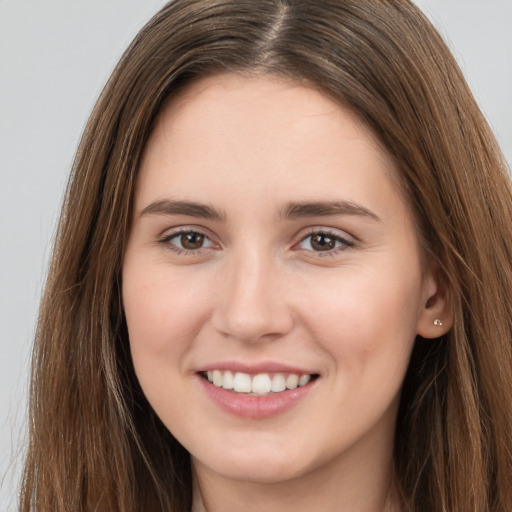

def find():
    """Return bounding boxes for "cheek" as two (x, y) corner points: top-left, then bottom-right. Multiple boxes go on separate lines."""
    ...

(296, 262), (422, 382)
(122, 263), (212, 421)
(123, 265), (210, 355)
(122, 265), (217, 416)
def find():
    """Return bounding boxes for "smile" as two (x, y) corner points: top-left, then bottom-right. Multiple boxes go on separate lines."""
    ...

(198, 368), (319, 418)
(203, 370), (314, 395)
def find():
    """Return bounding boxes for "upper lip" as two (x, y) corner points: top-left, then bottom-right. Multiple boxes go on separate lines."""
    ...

(197, 360), (317, 375)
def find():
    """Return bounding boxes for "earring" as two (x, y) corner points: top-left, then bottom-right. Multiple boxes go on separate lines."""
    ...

(433, 318), (443, 326)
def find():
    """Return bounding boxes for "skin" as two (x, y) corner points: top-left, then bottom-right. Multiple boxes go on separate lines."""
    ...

(123, 73), (451, 512)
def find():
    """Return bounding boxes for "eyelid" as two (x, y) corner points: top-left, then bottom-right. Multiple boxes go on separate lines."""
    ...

(293, 227), (356, 253)
(157, 225), (221, 253)
(297, 226), (355, 241)
(157, 224), (218, 241)
(156, 225), (356, 256)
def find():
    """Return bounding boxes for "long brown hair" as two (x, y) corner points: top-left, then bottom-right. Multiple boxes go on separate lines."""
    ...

(20, 1), (512, 511)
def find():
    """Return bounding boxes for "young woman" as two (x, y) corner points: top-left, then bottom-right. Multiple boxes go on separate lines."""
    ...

(20, 1), (512, 511)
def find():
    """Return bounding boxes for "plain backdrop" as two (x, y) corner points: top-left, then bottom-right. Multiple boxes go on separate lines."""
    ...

(1, 1), (511, 510)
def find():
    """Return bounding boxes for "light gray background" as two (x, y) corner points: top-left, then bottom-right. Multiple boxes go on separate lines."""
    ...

(1, 1), (511, 510)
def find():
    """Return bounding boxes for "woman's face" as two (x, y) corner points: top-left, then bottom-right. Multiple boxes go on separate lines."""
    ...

(123, 74), (443, 487)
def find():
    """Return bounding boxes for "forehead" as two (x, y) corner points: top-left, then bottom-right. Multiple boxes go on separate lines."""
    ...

(154, 73), (384, 153)
(135, 73), (404, 220)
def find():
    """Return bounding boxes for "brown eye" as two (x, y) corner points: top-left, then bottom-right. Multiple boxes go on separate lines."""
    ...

(297, 231), (354, 253)
(180, 232), (205, 250)
(310, 234), (336, 251)
(161, 230), (215, 252)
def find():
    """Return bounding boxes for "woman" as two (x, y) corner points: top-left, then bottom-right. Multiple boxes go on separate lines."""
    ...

(20, 1), (512, 511)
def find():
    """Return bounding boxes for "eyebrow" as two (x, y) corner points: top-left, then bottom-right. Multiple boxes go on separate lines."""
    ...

(140, 199), (226, 221)
(281, 201), (380, 222)
(139, 199), (380, 223)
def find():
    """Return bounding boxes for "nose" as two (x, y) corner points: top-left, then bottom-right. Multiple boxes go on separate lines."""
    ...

(211, 250), (294, 344)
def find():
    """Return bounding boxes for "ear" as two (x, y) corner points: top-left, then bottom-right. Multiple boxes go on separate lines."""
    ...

(416, 267), (453, 338)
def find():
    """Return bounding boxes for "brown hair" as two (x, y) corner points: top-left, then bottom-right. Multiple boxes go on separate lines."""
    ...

(20, 1), (512, 511)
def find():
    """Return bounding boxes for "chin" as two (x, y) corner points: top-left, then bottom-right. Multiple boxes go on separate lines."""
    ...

(192, 444), (313, 485)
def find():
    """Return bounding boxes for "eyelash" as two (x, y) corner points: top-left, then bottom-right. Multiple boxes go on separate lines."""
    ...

(158, 228), (355, 256)
(158, 229), (216, 255)
(295, 229), (355, 257)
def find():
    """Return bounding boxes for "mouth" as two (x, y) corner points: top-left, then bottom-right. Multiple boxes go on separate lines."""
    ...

(200, 370), (319, 396)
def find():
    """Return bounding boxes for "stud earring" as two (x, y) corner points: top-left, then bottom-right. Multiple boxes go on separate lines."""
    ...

(433, 318), (443, 326)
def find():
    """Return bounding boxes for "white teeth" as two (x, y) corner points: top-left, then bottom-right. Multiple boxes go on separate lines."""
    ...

(252, 374), (272, 395)
(212, 370), (223, 387)
(285, 374), (299, 389)
(223, 370), (234, 390)
(205, 370), (314, 395)
(271, 373), (286, 392)
(233, 372), (252, 393)
(298, 374), (311, 387)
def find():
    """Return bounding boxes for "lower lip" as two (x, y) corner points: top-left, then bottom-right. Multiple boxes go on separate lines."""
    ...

(198, 375), (316, 419)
